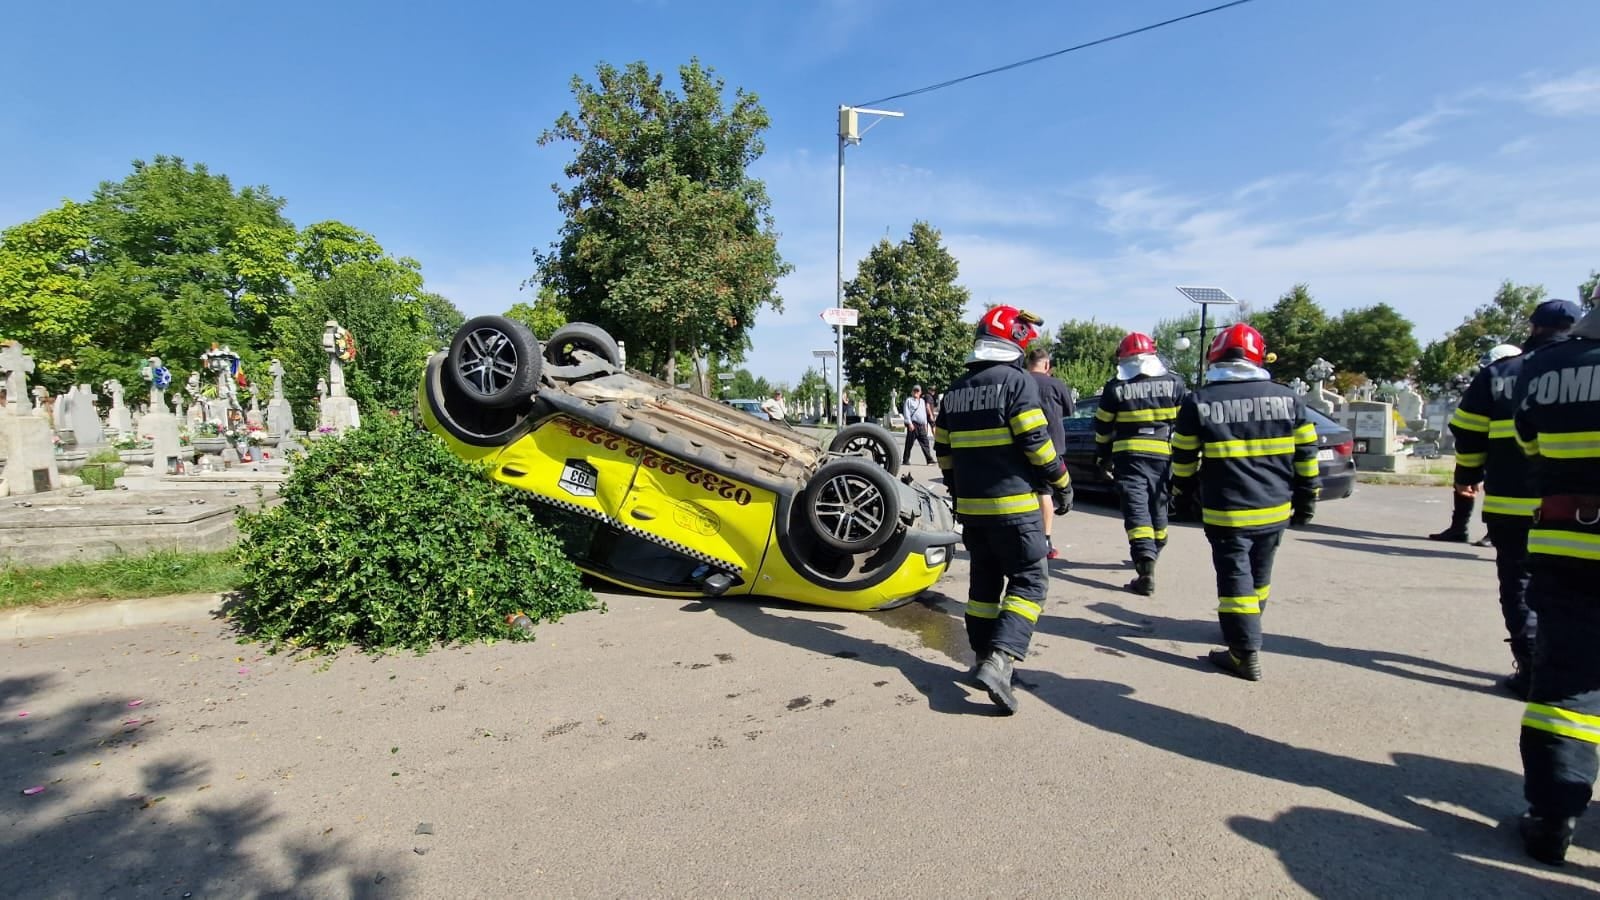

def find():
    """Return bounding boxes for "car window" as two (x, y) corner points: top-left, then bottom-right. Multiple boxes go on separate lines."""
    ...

(1067, 397), (1099, 420)
(1302, 406), (1338, 430)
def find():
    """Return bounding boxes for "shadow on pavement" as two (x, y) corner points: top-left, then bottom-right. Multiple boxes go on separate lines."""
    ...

(1301, 537), (1483, 562)
(684, 599), (1001, 717)
(0, 673), (400, 897)
(1302, 522), (1466, 544)
(1023, 674), (1598, 895)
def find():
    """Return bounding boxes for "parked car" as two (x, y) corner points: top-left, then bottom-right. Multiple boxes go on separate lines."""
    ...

(722, 398), (770, 421)
(420, 317), (958, 611)
(1061, 396), (1356, 503)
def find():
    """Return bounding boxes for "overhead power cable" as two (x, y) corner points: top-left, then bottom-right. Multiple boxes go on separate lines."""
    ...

(855, 0), (1262, 107)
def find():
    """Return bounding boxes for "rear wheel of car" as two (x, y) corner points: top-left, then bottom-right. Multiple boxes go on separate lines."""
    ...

(448, 315), (541, 409)
(545, 322), (622, 368)
(828, 423), (901, 476)
(804, 457), (902, 553)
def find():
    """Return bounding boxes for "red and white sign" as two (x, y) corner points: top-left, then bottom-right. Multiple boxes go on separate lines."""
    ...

(820, 307), (859, 327)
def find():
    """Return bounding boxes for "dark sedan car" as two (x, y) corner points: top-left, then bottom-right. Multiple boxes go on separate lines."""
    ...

(1061, 396), (1356, 502)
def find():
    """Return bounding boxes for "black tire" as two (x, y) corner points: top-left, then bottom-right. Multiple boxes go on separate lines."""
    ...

(545, 322), (622, 368)
(422, 354), (534, 447)
(448, 316), (542, 409)
(828, 423), (902, 476)
(804, 457), (902, 554)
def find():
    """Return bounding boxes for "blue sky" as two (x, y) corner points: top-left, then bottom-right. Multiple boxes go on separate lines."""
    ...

(4, 0), (1598, 384)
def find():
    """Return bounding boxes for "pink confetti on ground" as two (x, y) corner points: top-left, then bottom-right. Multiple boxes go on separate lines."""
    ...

(124, 718), (143, 726)
(17, 711), (28, 718)
(127, 699), (144, 708)
(21, 786), (45, 796)
(238, 668), (250, 675)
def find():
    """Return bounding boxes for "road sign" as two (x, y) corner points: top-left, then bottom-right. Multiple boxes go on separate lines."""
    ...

(812, 349), (837, 358)
(716, 372), (735, 380)
(820, 307), (859, 327)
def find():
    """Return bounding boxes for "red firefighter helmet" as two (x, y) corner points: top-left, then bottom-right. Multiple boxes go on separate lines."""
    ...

(1116, 332), (1157, 360)
(976, 305), (1044, 350)
(1207, 322), (1267, 365)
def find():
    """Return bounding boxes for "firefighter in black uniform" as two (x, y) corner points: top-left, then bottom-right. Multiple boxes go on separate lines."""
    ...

(934, 305), (1071, 714)
(1448, 300), (1579, 698)
(1171, 323), (1319, 682)
(1430, 344), (1522, 544)
(1510, 294), (1600, 866)
(1095, 332), (1187, 595)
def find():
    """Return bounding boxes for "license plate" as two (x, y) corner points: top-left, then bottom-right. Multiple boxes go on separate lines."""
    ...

(1317, 449), (1334, 461)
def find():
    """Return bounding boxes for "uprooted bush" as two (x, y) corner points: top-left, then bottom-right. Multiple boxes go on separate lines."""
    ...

(231, 413), (596, 653)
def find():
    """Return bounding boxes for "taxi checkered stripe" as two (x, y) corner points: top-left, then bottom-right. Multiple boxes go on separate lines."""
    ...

(523, 492), (742, 574)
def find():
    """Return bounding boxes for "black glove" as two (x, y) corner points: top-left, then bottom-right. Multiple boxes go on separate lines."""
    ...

(1291, 490), (1317, 528)
(1052, 484), (1073, 515)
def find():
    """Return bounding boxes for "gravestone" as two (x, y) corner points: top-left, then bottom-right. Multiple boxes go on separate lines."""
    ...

(317, 321), (361, 434)
(67, 384), (105, 448)
(104, 379), (132, 434)
(246, 384), (264, 428)
(139, 356), (185, 475)
(1303, 358), (1344, 415)
(0, 343), (74, 496)
(1394, 385), (1425, 428)
(1349, 399), (1400, 471)
(30, 386), (49, 423)
(266, 359), (296, 437)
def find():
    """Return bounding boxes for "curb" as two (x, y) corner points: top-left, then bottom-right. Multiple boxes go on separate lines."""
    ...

(1, 592), (228, 640)
(1356, 472), (1452, 487)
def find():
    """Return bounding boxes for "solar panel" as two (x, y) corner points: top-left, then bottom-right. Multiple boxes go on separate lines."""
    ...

(1176, 286), (1238, 305)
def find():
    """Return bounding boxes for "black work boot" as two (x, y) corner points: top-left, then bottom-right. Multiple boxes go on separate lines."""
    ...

(1208, 648), (1262, 682)
(1501, 653), (1532, 700)
(1520, 812), (1578, 866)
(976, 651), (1018, 715)
(1430, 494), (1473, 542)
(1428, 526), (1468, 542)
(1125, 559), (1156, 596)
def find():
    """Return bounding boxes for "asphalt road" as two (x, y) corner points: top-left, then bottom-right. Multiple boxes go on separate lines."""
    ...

(3, 476), (1596, 897)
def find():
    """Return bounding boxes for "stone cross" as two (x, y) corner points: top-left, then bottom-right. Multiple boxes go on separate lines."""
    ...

(141, 356), (167, 410)
(104, 378), (132, 434)
(31, 386), (49, 421)
(1287, 377), (1309, 396)
(1, 341), (35, 416)
(322, 321), (347, 398)
(103, 379), (125, 408)
(269, 359), (286, 400)
(316, 378), (328, 404)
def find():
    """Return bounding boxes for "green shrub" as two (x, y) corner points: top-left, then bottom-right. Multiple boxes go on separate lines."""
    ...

(81, 449), (125, 490)
(231, 413), (596, 653)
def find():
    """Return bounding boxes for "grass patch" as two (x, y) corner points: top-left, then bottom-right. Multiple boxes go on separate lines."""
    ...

(0, 550), (243, 609)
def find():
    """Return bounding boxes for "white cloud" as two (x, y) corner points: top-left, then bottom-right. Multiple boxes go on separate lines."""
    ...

(1522, 68), (1600, 117)
(1361, 105), (1460, 160)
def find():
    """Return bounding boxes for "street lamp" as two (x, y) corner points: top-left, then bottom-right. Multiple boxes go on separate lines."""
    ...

(1175, 286), (1239, 385)
(836, 104), (904, 424)
(813, 348), (836, 422)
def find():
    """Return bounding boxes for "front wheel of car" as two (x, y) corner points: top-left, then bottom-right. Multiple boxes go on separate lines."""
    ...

(827, 423), (901, 476)
(448, 315), (542, 409)
(804, 457), (902, 553)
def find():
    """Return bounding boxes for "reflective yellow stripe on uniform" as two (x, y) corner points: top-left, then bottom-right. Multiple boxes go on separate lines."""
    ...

(1094, 407), (1115, 422)
(1523, 703), (1600, 744)
(1024, 441), (1059, 466)
(1113, 438), (1172, 455)
(1094, 432), (1113, 444)
(1293, 423), (1317, 444)
(949, 428), (1012, 449)
(1172, 433), (1201, 451)
(1517, 435), (1540, 457)
(965, 600), (1000, 620)
(1529, 529), (1600, 561)
(1482, 494), (1539, 517)
(1455, 451), (1487, 467)
(1295, 458), (1320, 477)
(1009, 409), (1048, 435)
(1000, 596), (1042, 622)
(1172, 460), (1199, 477)
(1203, 503), (1293, 528)
(1205, 437), (1295, 458)
(1153, 527), (1168, 542)
(1217, 595), (1262, 615)
(1489, 419), (1517, 440)
(1537, 431), (1600, 459)
(933, 427), (950, 443)
(1256, 584), (1271, 602)
(1127, 526), (1156, 541)
(955, 493), (1041, 516)
(1116, 407), (1179, 423)
(1450, 407), (1490, 432)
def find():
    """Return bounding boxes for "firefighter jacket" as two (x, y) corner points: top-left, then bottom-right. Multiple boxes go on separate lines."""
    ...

(1450, 334), (1564, 521)
(1514, 336), (1600, 565)
(1093, 372), (1188, 462)
(934, 359), (1071, 524)
(1171, 377), (1320, 530)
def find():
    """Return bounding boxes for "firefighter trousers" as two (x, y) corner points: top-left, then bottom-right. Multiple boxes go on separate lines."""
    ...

(1521, 565), (1600, 820)
(1115, 455), (1171, 563)
(1205, 525), (1283, 652)
(1485, 518), (1536, 664)
(963, 517), (1050, 660)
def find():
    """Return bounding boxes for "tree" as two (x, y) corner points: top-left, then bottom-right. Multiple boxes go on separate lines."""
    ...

(1320, 303), (1420, 383)
(841, 222), (971, 417)
(1049, 319), (1125, 401)
(504, 285), (569, 339)
(0, 202), (95, 391)
(1580, 270), (1599, 310)
(1414, 339), (1477, 396)
(419, 292), (464, 349)
(792, 367), (828, 415)
(1415, 281), (1547, 391)
(1250, 284), (1329, 384)
(1151, 312), (1209, 385)
(727, 368), (770, 400)
(534, 59), (789, 383)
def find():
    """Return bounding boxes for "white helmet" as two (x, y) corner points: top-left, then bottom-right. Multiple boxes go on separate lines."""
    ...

(1480, 343), (1521, 367)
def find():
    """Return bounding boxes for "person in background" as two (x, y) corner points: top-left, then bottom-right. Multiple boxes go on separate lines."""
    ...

(1430, 343), (1522, 544)
(1026, 348), (1075, 559)
(761, 389), (788, 424)
(901, 385), (934, 465)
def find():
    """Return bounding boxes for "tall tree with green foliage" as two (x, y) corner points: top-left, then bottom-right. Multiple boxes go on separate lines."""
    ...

(1320, 303), (1420, 383)
(1579, 270), (1598, 309)
(534, 59), (789, 382)
(504, 285), (569, 339)
(1049, 319), (1125, 401)
(0, 202), (95, 391)
(1250, 284), (1329, 384)
(841, 222), (971, 417)
(1152, 312), (1209, 385)
(1415, 281), (1547, 391)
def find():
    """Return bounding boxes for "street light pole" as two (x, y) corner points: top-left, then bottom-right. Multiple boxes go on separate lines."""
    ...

(836, 104), (903, 423)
